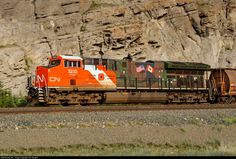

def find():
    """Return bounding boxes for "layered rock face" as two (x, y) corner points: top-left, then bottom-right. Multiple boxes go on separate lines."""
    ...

(0, 0), (236, 95)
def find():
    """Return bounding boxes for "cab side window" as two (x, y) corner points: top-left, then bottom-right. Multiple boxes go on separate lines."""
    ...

(64, 60), (69, 67)
(64, 60), (81, 68)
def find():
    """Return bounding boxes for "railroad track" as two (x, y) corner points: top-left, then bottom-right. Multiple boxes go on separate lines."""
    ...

(1, 103), (236, 114)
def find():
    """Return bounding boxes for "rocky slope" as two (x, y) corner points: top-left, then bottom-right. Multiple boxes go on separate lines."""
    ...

(0, 0), (236, 95)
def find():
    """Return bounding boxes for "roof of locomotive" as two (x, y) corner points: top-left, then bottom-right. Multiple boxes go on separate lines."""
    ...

(163, 61), (211, 70)
(51, 55), (210, 70)
(49, 54), (83, 61)
(59, 55), (82, 60)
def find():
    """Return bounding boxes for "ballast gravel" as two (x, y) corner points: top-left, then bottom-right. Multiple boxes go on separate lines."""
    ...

(0, 108), (236, 149)
(0, 109), (235, 130)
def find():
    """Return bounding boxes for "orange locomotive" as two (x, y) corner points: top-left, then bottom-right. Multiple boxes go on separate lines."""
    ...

(27, 55), (116, 105)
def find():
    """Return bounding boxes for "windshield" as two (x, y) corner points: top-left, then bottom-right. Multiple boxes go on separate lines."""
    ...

(49, 60), (61, 67)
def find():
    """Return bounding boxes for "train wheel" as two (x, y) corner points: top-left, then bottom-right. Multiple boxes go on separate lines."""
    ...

(226, 97), (236, 104)
(232, 97), (236, 103)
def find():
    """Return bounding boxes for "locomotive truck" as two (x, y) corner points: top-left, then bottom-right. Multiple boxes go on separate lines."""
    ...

(26, 54), (236, 106)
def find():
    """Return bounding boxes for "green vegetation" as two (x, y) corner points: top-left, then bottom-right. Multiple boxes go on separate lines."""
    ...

(24, 55), (33, 71)
(211, 125), (223, 132)
(90, 0), (102, 10)
(0, 141), (235, 156)
(223, 117), (236, 125)
(82, 0), (102, 15)
(0, 82), (27, 107)
(179, 127), (186, 133)
(82, 0), (115, 15)
(205, 139), (221, 149)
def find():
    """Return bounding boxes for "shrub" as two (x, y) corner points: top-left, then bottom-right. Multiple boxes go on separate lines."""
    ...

(0, 82), (27, 107)
(223, 117), (236, 125)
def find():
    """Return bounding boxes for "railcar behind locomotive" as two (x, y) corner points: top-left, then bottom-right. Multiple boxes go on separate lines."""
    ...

(209, 69), (236, 104)
(27, 54), (212, 106)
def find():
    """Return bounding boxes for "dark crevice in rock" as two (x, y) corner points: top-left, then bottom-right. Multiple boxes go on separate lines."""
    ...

(38, 37), (48, 44)
(32, 0), (37, 19)
(181, 44), (185, 50)
(93, 43), (102, 47)
(148, 40), (160, 48)
(112, 46), (125, 50)
(57, 34), (73, 41)
(146, 10), (152, 18)
(157, 13), (167, 20)
(4, 8), (14, 11)
(148, 40), (158, 45)
(44, 37), (53, 53)
(187, 35), (201, 48)
(64, 11), (80, 15)
(177, 2), (187, 7)
(36, 13), (59, 20)
(117, 39), (125, 44)
(102, 22), (111, 26)
(112, 13), (124, 17)
(80, 17), (86, 32)
(199, 12), (208, 19)
(146, 9), (167, 20)
(132, 51), (142, 57)
(197, 11), (210, 37)
(224, 0), (231, 19)
(129, 6), (142, 15)
(61, 1), (79, 7)
(182, 3), (202, 36)
(77, 36), (83, 57)
(189, 17), (202, 36)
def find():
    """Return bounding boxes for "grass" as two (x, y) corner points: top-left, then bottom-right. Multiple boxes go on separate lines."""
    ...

(223, 117), (236, 125)
(205, 139), (221, 149)
(0, 141), (235, 156)
(179, 128), (186, 133)
(188, 117), (200, 126)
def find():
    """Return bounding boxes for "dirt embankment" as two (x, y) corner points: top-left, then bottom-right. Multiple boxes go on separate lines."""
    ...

(0, 124), (236, 150)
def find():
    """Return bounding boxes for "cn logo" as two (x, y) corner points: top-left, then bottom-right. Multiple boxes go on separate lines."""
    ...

(49, 77), (61, 82)
(37, 75), (46, 83)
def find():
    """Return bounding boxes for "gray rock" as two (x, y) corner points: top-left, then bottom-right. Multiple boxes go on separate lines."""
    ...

(0, 0), (236, 95)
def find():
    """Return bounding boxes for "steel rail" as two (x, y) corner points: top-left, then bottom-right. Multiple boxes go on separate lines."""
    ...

(0, 103), (236, 114)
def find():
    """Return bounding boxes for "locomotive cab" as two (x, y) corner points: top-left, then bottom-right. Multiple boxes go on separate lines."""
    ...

(35, 55), (84, 88)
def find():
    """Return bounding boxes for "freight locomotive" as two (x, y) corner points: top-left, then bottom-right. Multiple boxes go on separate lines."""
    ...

(26, 54), (236, 106)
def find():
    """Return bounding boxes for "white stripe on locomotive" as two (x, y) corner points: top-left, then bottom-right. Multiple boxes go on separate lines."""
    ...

(84, 65), (116, 87)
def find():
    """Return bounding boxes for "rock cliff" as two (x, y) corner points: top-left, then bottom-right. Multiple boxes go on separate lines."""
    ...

(0, 0), (236, 95)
